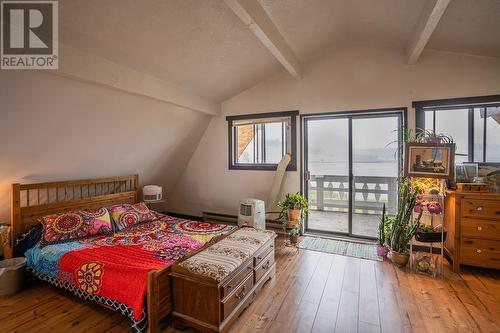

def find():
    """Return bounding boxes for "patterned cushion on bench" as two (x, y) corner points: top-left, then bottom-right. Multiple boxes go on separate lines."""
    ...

(179, 228), (275, 283)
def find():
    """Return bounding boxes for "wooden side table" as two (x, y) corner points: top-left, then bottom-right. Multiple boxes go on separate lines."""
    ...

(144, 199), (167, 210)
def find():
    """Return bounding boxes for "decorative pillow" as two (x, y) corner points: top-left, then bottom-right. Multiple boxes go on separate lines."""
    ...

(41, 208), (113, 246)
(109, 202), (162, 231)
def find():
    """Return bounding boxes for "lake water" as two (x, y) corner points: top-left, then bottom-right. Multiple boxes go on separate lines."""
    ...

(308, 161), (399, 177)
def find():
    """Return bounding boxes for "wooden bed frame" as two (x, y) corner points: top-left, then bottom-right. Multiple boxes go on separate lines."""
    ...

(4, 175), (169, 333)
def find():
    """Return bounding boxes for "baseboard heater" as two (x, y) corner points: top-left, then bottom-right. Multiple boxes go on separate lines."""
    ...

(202, 211), (283, 232)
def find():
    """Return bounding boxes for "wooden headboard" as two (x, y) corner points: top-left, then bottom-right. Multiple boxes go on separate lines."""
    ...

(4, 175), (139, 258)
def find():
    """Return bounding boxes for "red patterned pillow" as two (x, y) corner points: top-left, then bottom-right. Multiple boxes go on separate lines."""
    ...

(109, 202), (163, 231)
(41, 208), (113, 246)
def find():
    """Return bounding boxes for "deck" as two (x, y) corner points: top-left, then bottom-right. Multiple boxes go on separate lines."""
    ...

(306, 174), (397, 238)
(307, 210), (380, 238)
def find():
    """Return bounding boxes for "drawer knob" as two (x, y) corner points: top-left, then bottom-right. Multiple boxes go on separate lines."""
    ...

(262, 261), (270, 270)
(477, 226), (482, 231)
(476, 206), (483, 211)
(236, 285), (247, 300)
(476, 249), (482, 254)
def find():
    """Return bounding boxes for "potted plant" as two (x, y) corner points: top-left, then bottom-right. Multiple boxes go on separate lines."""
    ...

(415, 224), (447, 243)
(387, 179), (423, 267)
(389, 129), (454, 160)
(413, 198), (447, 242)
(377, 204), (389, 257)
(278, 192), (308, 227)
(289, 228), (299, 244)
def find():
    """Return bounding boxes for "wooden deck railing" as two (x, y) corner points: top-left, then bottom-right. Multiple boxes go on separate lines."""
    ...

(308, 175), (398, 214)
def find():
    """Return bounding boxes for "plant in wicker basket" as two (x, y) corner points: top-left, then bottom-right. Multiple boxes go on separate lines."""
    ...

(387, 179), (423, 267)
(289, 227), (300, 244)
(277, 192), (308, 225)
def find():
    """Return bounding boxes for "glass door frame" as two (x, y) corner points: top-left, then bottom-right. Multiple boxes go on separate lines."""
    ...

(301, 108), (407, 240)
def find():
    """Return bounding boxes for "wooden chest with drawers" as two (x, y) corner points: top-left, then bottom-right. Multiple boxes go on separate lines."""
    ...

(170, 227), (276, 333)
(444, 191), (500, 272)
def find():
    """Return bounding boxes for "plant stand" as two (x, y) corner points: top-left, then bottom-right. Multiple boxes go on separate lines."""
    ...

(409, 192), (445, 278)
(282, 221), (301, 253)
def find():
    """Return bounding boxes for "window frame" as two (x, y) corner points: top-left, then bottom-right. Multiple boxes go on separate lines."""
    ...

(413, 95), (500, 165)
(227, 110), (298, 171)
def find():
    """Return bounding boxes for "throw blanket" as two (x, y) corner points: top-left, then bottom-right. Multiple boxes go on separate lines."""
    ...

(24, 216), (236, 332)
(179, 228), (276, 283)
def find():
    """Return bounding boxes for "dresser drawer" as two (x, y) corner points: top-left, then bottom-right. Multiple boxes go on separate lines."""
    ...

(221, 260), (253, 298)
(254, 251), (275, 283)
(461, 238), (500, 269)
(461, 199), (500, 220)
(221, 273), (254, 320)
(462, 218), (500, 240)
(254, 239), (274, 267)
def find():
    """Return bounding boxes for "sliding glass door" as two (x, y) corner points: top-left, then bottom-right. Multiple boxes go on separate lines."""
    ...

(305, 118), (350, 234)
(304, 110), (403, 239)
(351, 116), (400, 238)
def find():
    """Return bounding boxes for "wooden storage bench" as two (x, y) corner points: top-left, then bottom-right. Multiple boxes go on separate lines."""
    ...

(170, 227), (277, 333)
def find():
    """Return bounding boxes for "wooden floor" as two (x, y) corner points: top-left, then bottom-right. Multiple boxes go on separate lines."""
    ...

(1, 239), (500, 333)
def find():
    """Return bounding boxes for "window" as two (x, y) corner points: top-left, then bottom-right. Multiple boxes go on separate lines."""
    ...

(227, 111), (298, 170)
(414, 95), (500, 164)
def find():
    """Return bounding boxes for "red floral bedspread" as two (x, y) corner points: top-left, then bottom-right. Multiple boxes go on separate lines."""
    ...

(26, 216), (236, 322)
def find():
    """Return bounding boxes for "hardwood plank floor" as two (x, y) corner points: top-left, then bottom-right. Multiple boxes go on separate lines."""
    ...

(1, 239), (499, 333)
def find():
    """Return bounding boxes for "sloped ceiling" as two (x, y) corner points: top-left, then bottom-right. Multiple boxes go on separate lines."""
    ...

(59, 0), (280, 101)
(0, 71), (211, 221)
(427, 0), (500, 58)
(58, 0), (499, 103)
(258, 0), (428, 62)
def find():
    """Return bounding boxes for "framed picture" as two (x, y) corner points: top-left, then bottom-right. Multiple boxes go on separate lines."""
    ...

(404, 143), (455, 179)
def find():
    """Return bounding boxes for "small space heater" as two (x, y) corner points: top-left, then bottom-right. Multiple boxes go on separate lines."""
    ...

(238, 199), (265, 230)
(143, 185), (162, 201)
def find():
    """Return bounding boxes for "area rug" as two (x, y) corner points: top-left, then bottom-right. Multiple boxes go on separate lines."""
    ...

(298, 236), (382, 261)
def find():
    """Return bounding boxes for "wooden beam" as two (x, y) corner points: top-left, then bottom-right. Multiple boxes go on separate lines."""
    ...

(407, 0), (451, 65)
(47, 44), (220, 116)
(224, 0), (302, 78)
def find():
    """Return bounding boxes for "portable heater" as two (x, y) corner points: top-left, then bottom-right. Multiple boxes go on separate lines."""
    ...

(238, 199), (265, 230)
(143, 185), (162, 201)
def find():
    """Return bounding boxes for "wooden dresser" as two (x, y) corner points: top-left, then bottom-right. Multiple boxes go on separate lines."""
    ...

(444, 191), (500, 272)
(170, 227), (276, 333)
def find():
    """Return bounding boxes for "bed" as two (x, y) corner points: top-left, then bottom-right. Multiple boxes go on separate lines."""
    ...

(4, 175), (236, 333)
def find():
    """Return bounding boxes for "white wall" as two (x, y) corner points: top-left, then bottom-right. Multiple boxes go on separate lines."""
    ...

(0, 71), (211, 223)
(168, 43), (500, 217)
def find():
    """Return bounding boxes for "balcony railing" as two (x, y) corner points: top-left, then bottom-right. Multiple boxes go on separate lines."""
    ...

(308, 175), (398, 215)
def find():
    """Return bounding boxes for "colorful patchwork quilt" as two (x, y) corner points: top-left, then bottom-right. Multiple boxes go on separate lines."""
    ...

(23, 216), (236, 332)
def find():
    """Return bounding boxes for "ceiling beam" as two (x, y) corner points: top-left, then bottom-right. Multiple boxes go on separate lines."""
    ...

(407, 0), (451, 65)
(224, 0), (302, 78)
(47, 43), (220, 116)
